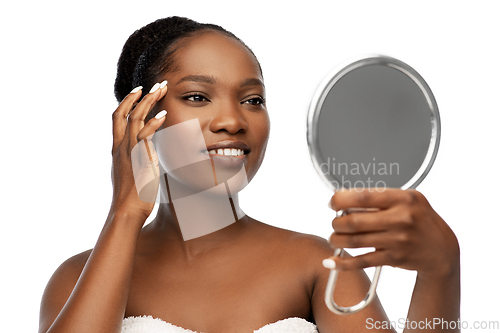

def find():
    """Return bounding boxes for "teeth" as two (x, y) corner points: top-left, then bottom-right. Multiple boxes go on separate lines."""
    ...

(207, 148), (245, 156)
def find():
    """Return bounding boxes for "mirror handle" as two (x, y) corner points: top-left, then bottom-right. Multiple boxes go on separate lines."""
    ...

(324, 209), (383, 315)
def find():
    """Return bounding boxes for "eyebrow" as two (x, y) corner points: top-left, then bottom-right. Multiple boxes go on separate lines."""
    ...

(176, 75), (216, 86)
(240, 78), (265, 88)
(175, 75), (265, 88)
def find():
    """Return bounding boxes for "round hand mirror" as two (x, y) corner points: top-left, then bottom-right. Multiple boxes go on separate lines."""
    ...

(306, 55), (441, 314)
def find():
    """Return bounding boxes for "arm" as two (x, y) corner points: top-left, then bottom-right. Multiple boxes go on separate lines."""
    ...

(405, 263), (460, 332)
(399, 193), (460, 333)
(39, 82), (168, 333)
(39, 211), (145, 333)
(313, 188), (460, 332)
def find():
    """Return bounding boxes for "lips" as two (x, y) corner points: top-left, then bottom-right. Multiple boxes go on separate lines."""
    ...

(201, 140), (250, 170)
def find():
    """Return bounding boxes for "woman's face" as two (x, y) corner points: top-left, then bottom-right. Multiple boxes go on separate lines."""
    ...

(153, 30), (270, 194)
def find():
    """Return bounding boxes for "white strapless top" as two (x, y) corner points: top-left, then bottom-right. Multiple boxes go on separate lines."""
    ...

(122, 315), (318, 333)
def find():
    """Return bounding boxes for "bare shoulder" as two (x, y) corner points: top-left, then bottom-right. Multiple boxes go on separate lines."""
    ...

(39, 249), (92, 332)
(249, 222), (390, 332)
(46, 249), (92, 288)
(246, 220), (336, 314)
(249, 219), (333, 259)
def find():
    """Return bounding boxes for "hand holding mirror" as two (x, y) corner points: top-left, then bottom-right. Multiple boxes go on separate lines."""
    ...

(307, 55), (440, 315)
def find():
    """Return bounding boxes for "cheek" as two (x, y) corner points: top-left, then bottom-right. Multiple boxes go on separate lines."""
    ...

(247, 112), (270, 172)
(254, 111), (271, 147)
(153, 119), (221, 195)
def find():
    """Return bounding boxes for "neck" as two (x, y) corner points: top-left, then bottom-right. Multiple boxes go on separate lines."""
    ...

(148, 172), (247, 258)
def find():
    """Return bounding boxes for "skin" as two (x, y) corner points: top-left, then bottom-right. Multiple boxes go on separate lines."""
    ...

(38, 31), (460, 333)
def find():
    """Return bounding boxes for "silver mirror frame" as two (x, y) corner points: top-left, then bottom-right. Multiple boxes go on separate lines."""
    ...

(307, 55), (441, 192)
(306, 55), (441, 315)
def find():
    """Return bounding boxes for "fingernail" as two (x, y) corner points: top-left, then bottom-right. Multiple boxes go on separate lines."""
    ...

(322, 258), (336, 270)
(149, 82), (160, 93)
(155, 110), (167, 119)
(328, 199), (337, 210)
(159, 80), (168, 89)
(131, 86), (143, 94)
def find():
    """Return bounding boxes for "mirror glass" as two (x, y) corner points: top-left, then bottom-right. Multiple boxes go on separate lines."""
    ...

(307, 55), (440, 191)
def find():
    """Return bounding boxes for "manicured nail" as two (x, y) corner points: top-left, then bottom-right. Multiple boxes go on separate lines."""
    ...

(327, 200), (332, 209)
(159, 80), (168, 89)
(149, 82), (160, 93)
(130, 86), (143, 94)
(322, 258), (336, 270)
(155, 110), (167, 119)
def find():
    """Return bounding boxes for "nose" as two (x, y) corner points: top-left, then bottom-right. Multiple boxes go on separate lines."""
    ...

(209, 101), (248, 134)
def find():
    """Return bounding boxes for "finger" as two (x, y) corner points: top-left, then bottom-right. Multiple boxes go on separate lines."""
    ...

(127, 80), (168, 147)
(145, 84), (169, 123)
(137, 110), (167, 142)
(330, 188), (417, 211)
(328, 230), (391, 249)
(129, 111), (168, 201)
(332, 208), (404, 234)
(112, 86), (143, 154)
(325, 250), (390, 271)
(136, 110), (167, 165)
(130, 138), (161, 204)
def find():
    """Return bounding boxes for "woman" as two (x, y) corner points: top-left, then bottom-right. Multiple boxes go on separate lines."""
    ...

(38, 17), (460, 333)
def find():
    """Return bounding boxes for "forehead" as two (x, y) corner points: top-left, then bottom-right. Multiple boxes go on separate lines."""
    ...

(170, 31), (262, 83)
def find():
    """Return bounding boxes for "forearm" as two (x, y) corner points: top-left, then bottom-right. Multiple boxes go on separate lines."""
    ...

(44, 210), (145, 333)
(403, 263), (461, 333)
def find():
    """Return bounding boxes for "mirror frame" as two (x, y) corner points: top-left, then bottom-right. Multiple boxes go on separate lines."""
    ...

(307, 55), (441, 192)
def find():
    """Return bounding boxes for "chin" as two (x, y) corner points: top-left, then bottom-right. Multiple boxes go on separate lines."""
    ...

(159, 161), (249, 201)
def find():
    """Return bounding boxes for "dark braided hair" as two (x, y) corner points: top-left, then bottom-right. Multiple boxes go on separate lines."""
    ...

(114, 16), (262, 103)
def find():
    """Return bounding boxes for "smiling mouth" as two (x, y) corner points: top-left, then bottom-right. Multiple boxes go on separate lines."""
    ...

(203, 140), (251, 158)
(206, 148), (246, 157)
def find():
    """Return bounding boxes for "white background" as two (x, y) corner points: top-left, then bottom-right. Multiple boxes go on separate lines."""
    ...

(1, 1), (499, 331)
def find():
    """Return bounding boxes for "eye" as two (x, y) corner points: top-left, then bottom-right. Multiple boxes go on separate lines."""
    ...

(244, 96), (265, 106)
(183, 93), (209, 103)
